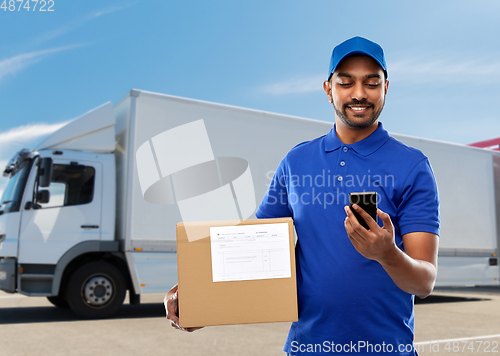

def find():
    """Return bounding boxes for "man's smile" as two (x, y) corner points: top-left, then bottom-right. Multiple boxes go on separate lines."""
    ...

(345, 104), (373, 115)
(349, 105), (369, 110)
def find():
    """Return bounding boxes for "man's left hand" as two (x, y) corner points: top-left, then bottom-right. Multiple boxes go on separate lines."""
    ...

(344, 204), (397, 264)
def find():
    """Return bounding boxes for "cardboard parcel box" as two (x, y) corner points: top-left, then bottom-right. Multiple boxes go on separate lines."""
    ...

(176, 217), (297, 328)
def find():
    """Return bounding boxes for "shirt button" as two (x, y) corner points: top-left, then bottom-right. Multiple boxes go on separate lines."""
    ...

(340, 161), (346, 167)
(337, 176), (343, 182)
(343, 147), (348, 152)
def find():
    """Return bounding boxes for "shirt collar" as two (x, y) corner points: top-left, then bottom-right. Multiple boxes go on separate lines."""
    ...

(324, 122), (390, 156)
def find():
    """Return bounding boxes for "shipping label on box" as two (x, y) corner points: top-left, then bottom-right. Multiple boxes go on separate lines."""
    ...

(176, 217), (297, 328)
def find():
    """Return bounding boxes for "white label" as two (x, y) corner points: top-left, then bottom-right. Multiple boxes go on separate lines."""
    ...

(210, 223), (291, 282)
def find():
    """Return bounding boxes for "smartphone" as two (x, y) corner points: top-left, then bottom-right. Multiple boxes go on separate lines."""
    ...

(349, 191), (377, 230)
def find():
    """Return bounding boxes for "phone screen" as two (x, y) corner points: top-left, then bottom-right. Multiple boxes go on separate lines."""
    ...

(349, 192), (377, 230)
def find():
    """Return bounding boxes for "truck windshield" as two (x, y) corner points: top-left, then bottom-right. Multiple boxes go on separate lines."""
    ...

(1, 159), (33, 214)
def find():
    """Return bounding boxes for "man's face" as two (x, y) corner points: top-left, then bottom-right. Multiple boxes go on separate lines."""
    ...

(324, 55), (389, 129)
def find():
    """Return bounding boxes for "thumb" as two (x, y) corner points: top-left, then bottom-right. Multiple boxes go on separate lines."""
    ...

(377, 209), (393, 233)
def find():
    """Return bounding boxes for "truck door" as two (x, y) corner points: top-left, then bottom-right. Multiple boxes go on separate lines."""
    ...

(18, 160), (102, 265)
(0, 158), (34, 258)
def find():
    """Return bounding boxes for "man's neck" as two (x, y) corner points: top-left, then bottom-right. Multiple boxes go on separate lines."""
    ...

(334, 119), (379, 145)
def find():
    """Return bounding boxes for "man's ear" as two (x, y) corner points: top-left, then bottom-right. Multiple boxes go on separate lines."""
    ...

(384, 79), (389, 95)
(323, 80), (332, 103)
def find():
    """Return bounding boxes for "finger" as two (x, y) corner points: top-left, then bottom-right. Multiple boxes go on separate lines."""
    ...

(344, 206), (368, 238)
(170, 320), (186, 331)
(345, 216), (362, 246)
(164, 296), (180, 324)
(170, 320), (203, 332)
(345, 205), (363, 227)
(169, 313), (180, 325)
(377, 209), (394, 233)
(351, 204), (378, 230)
(174, 290), (180, 317)
(164, 292), (178, 313)
(164, 284), (179, 313)
(168, 305), (179, 323)
(344, 205), (359, 225)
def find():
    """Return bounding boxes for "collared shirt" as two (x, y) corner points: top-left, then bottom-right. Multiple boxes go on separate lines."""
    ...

(256, 122), (439, 356)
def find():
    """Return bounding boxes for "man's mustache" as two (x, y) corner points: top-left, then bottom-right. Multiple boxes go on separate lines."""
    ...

(343, 100), (375, 109)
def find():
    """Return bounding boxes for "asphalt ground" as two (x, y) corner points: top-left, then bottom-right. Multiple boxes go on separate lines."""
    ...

(0, 287), (499, 356)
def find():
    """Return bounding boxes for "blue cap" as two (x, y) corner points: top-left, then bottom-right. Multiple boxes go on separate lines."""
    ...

(328, 36), (387, 80)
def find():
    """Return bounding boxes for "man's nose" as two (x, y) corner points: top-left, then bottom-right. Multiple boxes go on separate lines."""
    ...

(350, 83), (367, 101)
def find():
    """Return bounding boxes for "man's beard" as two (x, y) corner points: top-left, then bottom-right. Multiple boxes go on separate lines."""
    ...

(333, 99), (384, 129)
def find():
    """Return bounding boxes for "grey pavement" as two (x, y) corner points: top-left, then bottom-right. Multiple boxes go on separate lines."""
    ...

(1, 287), (500, 355)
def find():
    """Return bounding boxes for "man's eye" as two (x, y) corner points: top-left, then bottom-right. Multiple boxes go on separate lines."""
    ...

(339, 83), (352, 87)
(366, 84), (380, 88)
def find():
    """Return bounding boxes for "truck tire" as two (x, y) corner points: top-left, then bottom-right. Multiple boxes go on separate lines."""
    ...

(66, 261), (126, 319)
(47, 295), (69, 309)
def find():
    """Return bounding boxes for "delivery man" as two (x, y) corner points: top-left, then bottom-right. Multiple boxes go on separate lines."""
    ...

(165, 36), (439, 356)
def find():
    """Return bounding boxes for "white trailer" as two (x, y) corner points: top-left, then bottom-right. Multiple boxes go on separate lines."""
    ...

(390, 134), (500, 286)
(0, 89), (498, 318)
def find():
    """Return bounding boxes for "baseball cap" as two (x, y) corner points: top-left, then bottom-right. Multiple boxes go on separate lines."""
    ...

(328, 36), (387, 80)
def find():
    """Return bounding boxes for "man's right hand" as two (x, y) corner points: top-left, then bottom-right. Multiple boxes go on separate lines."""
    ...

(164, 284), (203, 332)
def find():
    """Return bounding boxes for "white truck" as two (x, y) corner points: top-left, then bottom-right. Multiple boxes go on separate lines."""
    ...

(0, 89), (499, 318)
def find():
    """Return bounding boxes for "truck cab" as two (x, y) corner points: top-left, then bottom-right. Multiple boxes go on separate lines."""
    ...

(0, 103), (133, 318)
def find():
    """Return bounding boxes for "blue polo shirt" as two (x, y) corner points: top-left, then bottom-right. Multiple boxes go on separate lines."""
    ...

(256, 122), (440, 356)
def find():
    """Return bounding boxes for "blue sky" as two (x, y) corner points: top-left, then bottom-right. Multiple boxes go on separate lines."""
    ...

(1, 0), (500, 194)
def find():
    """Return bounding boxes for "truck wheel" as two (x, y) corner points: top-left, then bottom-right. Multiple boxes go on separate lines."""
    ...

(66, 261), (126, 319)
(47, 295), (69, 309)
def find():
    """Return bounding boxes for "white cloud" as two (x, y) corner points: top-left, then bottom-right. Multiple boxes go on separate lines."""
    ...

(0, 45), (82, 84)
(92, 4), (135, 18)
(0, 2), (136, 85)
(0, 122), (66, 151)
(259, 74), (325, 95)
(259, 51), (500, 96)
(388, 52), (500, 85)
(0, 122), (66, 198)
(32, 3), (136, 45)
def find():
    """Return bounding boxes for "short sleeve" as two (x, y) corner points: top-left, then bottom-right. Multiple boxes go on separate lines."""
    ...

(256, 157), (293, 219)
(397, 158), (440, 236)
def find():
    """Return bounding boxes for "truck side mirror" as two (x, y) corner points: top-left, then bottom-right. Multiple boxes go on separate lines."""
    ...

(39, 157), (53, 188)
(36, 190), (50, 204)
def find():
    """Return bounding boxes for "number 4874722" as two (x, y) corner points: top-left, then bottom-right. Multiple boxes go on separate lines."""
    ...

(1, 0), (55, 11)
